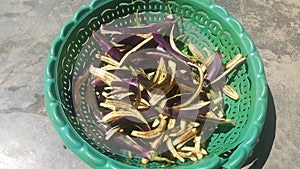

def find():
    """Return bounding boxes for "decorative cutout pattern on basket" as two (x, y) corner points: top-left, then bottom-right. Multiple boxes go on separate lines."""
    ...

(45, 0), (267, 168)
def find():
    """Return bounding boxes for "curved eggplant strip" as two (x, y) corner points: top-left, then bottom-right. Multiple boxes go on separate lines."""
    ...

(113, 34), (158, 55)
(120, 52), (191, 81)
(149, 89), (167, 106)
(118, 35), (154, 66)
(107, 116), (150, 132)
(103, 89), (129, 97)
(163, 104), (210, 119)
(196, 115), (235, 126)
(150, 57), (168, 86)
(211, 57), (246, 85)
(101, 100), (151, 129)
(173, 128), (197, 146)
(105, 126), (121, 140)
(92, 30), (123, 61)
(175, 76), (198, 92)
(204, 49), (222, 85)
(100, 65), (119, 71)
(101, 110), (150, 131)
(112, 34), (145, 45)
(167, 60), (177, 84)
(147, 60), (176, 96)
(169, 24), (189, 61)
(177, 101), (210, 111)
(225, 53), (242, 69)
(111, 78), (139, 93)
(89, 121), (153, 159)
(109, 68), (133, 79)
(100, 22), (169, 35)
(160, 93), (190, 108)
(127, 51), (178, 67)
(73, 66), (90, 109)
(137, 73), (152, 88)
(135, 9), (142, 27)
(151, 114), (165, 128)
(110, 78), (150, 102)
(91, 78), (106, 86)
(188, 43), (206, 63)
(85, 80), (106, 118)
(131, 119), (167, 139)
(105, 91), (135, 100)
(222, 84), (239, 100)
(165, 136), (185, 162)
(101, 109), (150, 129)
(150, 131), (165, 150)
(101, 110), (123, 122)
(150, 27), (192, 64)
(89, 65), (122, 86)
(139, 107), (160, 121)
(95, 54), (119, 67)
(176, 134), (195, 150)
(172, 63), (204, 109)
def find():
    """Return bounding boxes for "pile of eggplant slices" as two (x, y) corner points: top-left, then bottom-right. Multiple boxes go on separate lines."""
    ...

(74, 13), (246, 166)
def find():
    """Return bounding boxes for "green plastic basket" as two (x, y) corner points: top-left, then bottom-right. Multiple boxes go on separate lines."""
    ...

(44, 0), (268, 168)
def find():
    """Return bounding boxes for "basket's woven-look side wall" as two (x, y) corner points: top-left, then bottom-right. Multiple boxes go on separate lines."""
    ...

(44, 0), (267, 168)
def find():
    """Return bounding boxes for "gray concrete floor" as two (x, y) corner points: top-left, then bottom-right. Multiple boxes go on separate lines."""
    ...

(0, 0), (299, 168)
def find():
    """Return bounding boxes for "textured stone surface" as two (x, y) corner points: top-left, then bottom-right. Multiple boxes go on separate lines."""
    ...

(213, 0), (300, 168)
(0, 0), (91, 168)
(0, 113), (89, 169)
(0, 0), (299, 168)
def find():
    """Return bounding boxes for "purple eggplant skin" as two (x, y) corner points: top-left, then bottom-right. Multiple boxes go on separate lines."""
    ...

(165, 93), (192, 107)
(111, 78), (138, 92)
(141, 90), (151, 102)
(109, 78), (150, 101)
(95, 89), (107, 105)
(91, 78), (106, 86)
(110, 69), (133, 80)
(138, 73), (151, 88)
(90, 100), (153, 155)
(113, 34), (156, 54)
(94, 109), (151, 132)
(93, 111), (102, 122)
(88, 121), (152, 159)
(174, 75), (198, 92)
(100, 21), (169, 35)
(204, 49), (223, 85)
(150, 27), (193, 64)
(163, 104), (210, 119)
(112, 34), (145, 46)
(73, 66), (91, 110)
(139, 107), (160, 121)
(93, 30), (123, 61)
(119, 49), (178, 68)
(110, 116), (151, 132)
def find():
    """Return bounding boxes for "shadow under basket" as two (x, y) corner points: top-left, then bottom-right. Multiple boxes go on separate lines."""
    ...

(44, 0), (268, 168)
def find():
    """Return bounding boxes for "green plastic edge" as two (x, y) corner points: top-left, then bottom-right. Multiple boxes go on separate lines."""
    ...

(43, 0), (268, 169)
(206, 3), (268, 169)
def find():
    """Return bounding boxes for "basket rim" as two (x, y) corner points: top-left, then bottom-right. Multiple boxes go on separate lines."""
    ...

(44, 0), (268, 168)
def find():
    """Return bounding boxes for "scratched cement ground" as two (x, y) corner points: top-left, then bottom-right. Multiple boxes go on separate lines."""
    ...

(0, 0), (299, 168)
